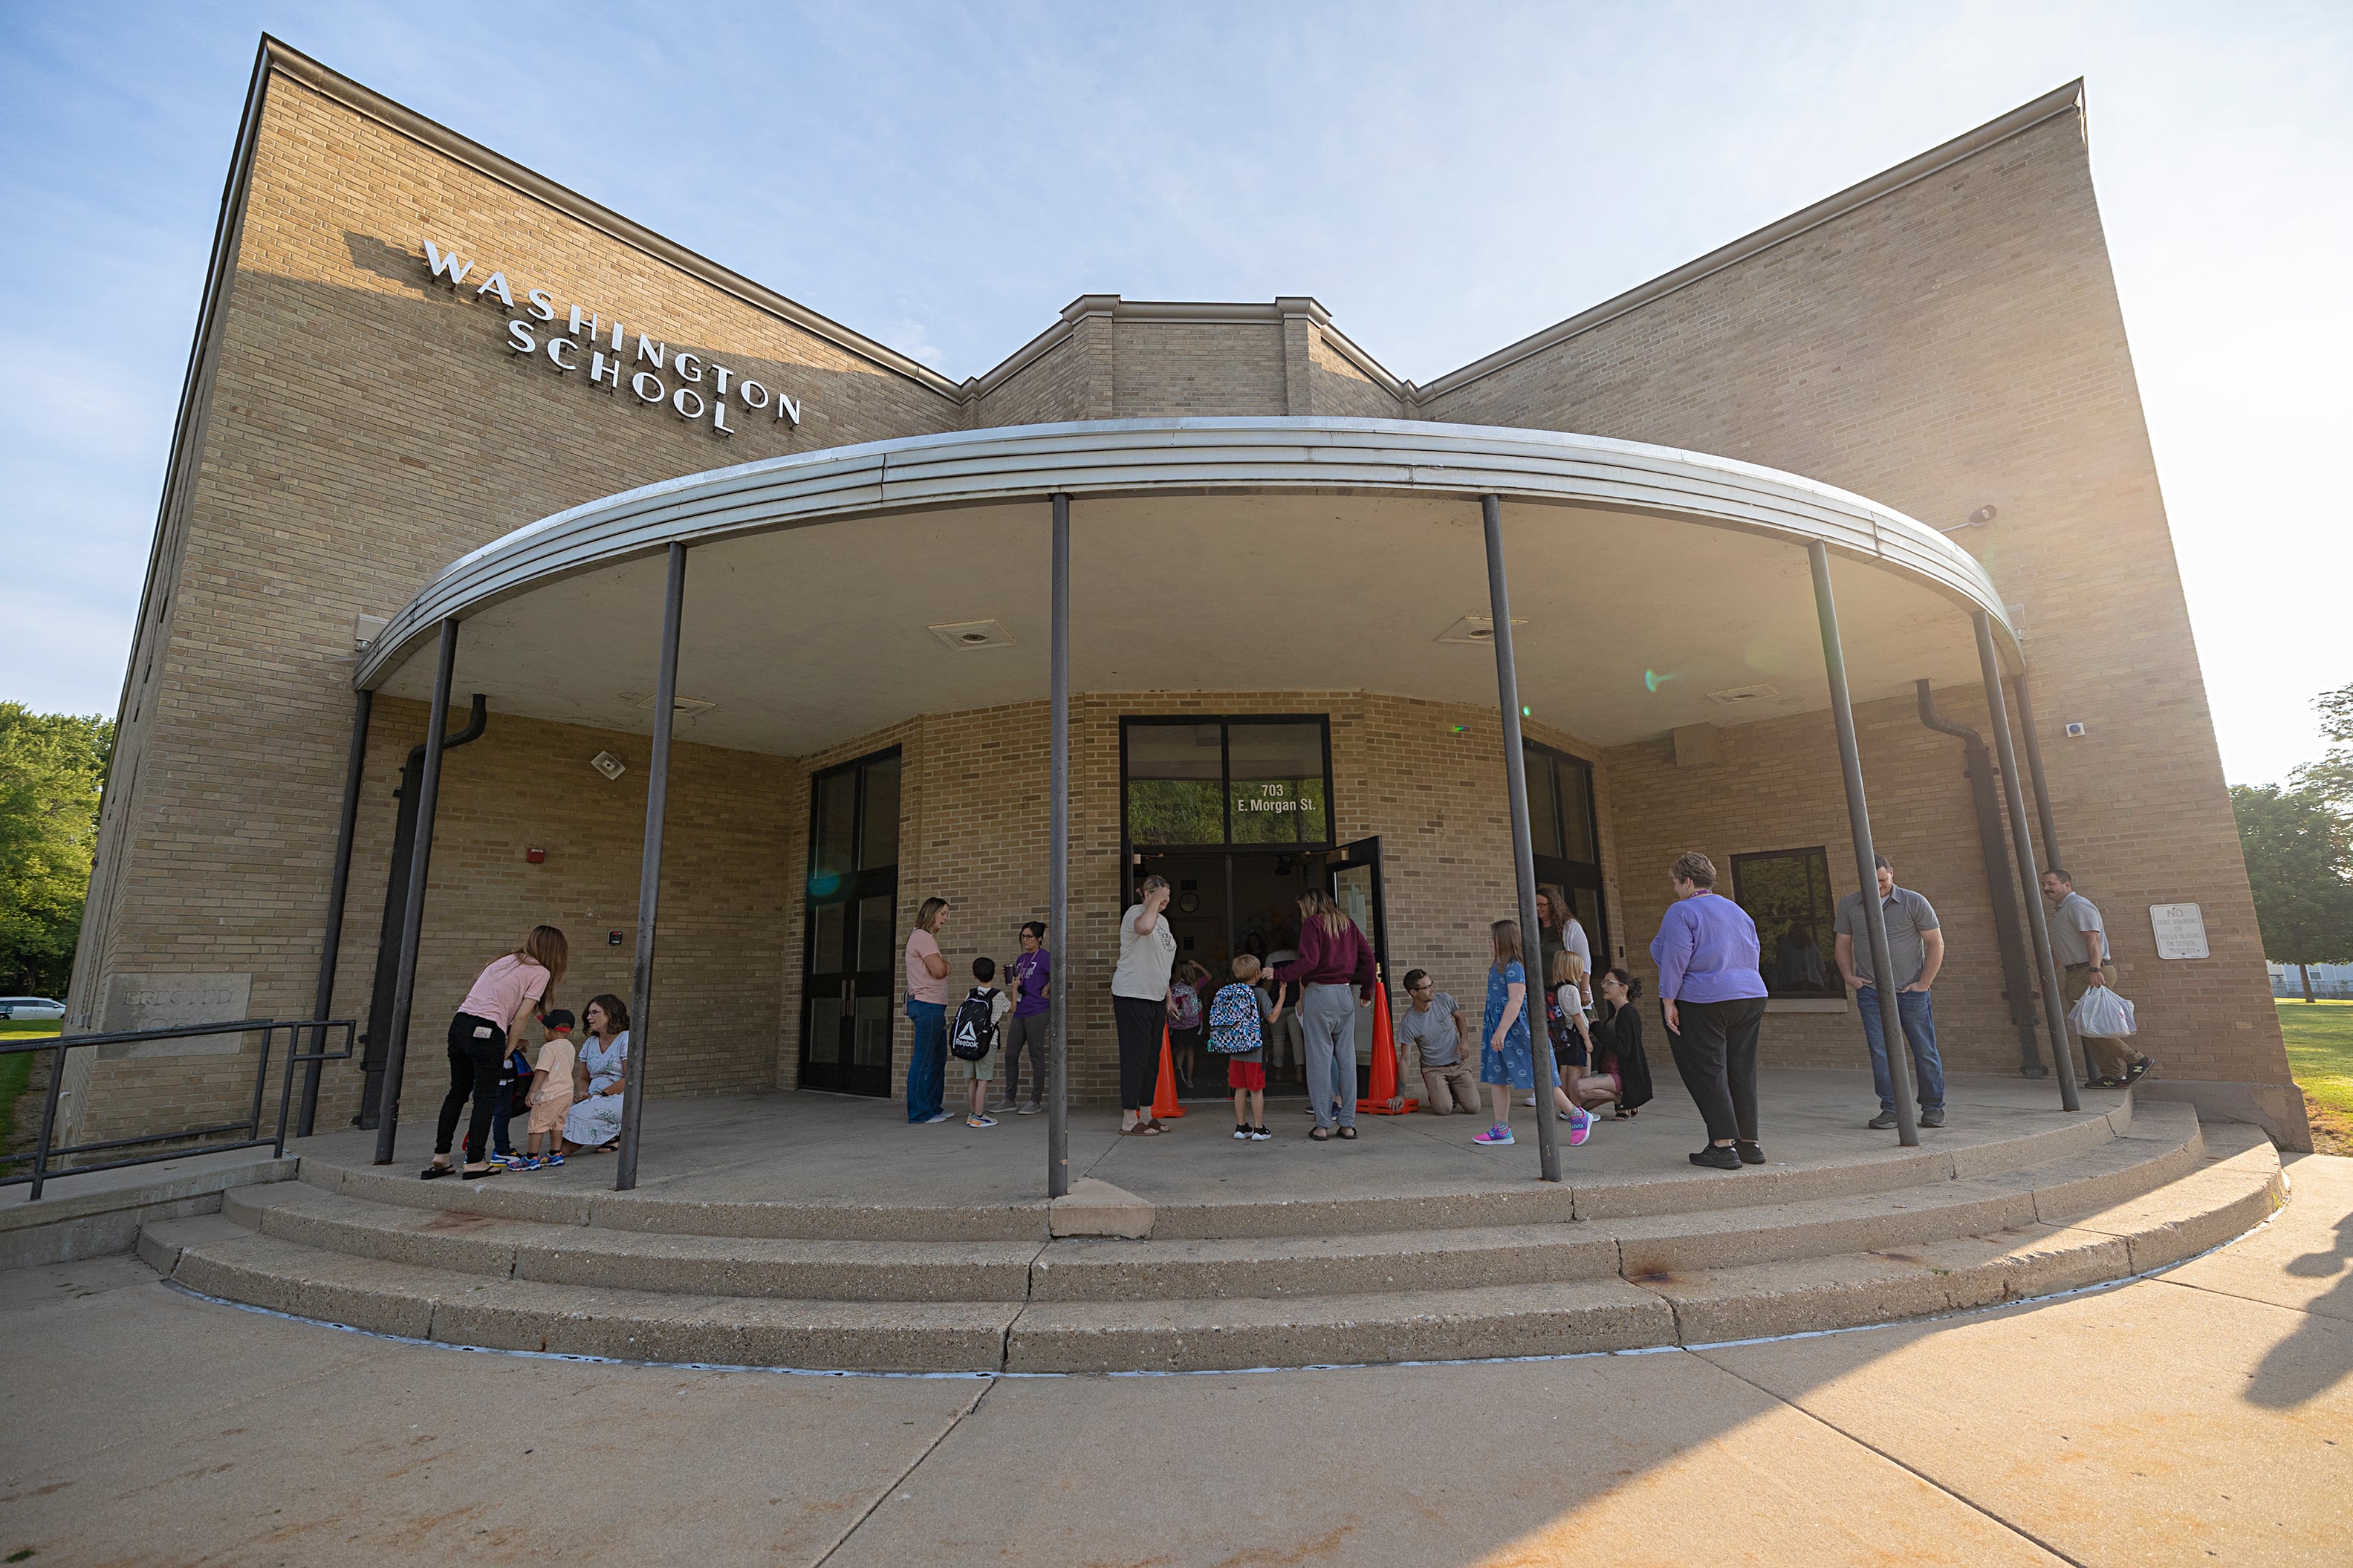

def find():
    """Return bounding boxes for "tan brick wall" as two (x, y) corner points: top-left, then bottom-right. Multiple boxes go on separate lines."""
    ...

(68, 68), (955, 1142)
(1111, 322), (1288, 417)
(1306, 329), (1407, 420)
(1421, 109), (2291, 1101)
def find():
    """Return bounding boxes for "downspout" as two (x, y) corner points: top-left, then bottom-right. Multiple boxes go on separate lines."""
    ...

(1916, 680), (2047, 1077)
(356, 693), (487, 1126)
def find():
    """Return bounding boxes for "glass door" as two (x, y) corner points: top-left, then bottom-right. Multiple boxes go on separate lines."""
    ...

(799, 749), (901, 1096)
(1317, 836), (1387, 1093)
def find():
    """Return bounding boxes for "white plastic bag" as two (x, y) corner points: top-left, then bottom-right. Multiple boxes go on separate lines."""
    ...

(2069, 985), (2137, 1038)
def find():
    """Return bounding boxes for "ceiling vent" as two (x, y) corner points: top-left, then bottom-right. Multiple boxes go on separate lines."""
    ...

(1705, 683), (1779, 707)
(929, 619), (1017, 649)
(632, 692), (718, 717)
(1435, 614), (1527, 645)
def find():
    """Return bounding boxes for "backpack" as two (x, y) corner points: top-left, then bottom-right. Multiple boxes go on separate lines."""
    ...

(1207, 983), (1264, 1055)
(950, 988), (999, 1061)
(1170, 981), (1202, 1031)
(1545, 986), (1587, 1067)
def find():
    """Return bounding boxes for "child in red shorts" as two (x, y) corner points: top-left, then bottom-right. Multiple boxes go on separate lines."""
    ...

(1209, 953), (1277, 1141)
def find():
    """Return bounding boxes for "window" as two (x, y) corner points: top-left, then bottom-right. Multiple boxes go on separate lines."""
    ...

(1522, 740), (1607, 962)
(1123, 717), (1331, 848)
(1730, 848), (1843, 1000)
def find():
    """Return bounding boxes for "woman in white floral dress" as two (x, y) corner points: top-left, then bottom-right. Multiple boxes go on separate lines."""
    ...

(562, 995), (630, 1152)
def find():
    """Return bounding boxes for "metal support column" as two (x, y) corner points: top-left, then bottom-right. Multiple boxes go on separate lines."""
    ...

(1481, 495), (1562, 1182)
(1807, 542), (1919, 1147)
(1047, 493), (1072, 1200)
(615, 542), (687, 1191)
(2012, 669), (2061, 873)
(371, 619), (457, 1165)
(1976, 614), (2083, 1112)
(301, 686), (371, 1136)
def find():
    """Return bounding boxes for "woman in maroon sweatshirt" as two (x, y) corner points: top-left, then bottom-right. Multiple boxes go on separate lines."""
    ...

(1270, 890), (1375, 1139)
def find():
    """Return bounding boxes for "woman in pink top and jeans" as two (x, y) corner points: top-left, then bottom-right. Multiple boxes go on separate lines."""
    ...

(425, 925), (568, 1179)
(1270, 891), (1375, 1139)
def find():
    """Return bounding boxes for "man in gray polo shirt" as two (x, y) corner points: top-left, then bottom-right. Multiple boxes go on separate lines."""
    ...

(2041, 868), (2152, 1087)
(1834, 854), (1947, 1129)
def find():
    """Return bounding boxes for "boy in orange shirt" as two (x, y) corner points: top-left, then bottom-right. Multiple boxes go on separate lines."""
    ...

(522, 1009), (577, 1169)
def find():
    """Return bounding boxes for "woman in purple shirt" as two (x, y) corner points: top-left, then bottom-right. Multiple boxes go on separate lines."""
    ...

(1649, 850), (1769, 1171)
(996, 921), (1051, 1115)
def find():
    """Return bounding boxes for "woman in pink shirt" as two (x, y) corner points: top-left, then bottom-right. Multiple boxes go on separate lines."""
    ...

(424, 925), (568, 1179)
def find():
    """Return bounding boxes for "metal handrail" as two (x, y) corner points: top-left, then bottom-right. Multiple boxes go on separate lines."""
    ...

(4, 1017), (356, 1200)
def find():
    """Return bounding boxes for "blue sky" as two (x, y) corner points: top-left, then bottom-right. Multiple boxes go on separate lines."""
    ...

(4, 1), (2348, 783)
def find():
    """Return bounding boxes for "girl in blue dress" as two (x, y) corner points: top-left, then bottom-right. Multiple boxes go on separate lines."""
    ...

(1476, 919), (1534, 1145)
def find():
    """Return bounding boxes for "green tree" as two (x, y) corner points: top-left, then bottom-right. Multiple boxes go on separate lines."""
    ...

(2291, 680), (2353, 806)
(2233, 781), (2353, 1003)
(0, 704), (112, 997)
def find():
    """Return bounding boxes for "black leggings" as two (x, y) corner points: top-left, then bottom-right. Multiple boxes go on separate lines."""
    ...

(435, 1012), (507, 1163)
(1665, 997), (1767, 1145)
(1113, 995), (1165, 1110)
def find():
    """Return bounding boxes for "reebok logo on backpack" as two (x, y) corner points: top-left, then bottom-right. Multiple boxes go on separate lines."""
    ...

(950, 988), (998, 1061)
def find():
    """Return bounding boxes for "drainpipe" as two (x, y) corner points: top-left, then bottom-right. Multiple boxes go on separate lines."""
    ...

(356, 692), (487, 1128)
(1915, 681), (2047, 1077)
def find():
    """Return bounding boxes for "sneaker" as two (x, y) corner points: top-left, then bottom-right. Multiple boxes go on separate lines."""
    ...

(1918, 1107), (1946, 1129)
(1017, 1102), (1044, 1115)
(540, 1152), (564, 1167)
(923, 1112), (952, 1125)
(1734, 1139), (1765, 1165)
(516, 1156), (543, 1171)
(1689, 1145), (1741, 1170)
(1867, 1110), (1900, 1130)
(2120, 1055), (2156, 1086)
(1234, 1125), (1252, 1139)
(1565, 1106), (1592, 1147)
(966, 1114), (997, 1128)
(1250, 1125), (1271, 1141)
(1522, 1096), (1538, 1107)
(492, 1151), (526, 1169)
(1473, 1125), (1516, 1145)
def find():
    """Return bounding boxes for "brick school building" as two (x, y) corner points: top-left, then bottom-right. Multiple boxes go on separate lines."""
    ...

(57, 37), (2305, 1162)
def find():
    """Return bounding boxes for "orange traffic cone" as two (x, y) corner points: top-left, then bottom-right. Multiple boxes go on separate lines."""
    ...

(1357, 983), (1419, 1115)
(1152, 1021), (1188, 1119)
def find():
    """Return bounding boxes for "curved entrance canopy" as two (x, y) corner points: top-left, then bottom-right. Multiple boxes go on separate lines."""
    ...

(357, 417), (2014, 756)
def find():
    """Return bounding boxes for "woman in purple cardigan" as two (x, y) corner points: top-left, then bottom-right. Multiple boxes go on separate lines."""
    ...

(1650, 850), (1769, 1171)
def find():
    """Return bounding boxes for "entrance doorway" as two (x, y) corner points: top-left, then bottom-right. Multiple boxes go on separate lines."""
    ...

(798, 746), (901, 1096)
(1132, 838), (1389, 1098)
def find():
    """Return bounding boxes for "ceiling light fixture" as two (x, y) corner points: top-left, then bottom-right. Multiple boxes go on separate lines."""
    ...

(1435, 614), (1526, 645)
(929, 619), (1017, 649)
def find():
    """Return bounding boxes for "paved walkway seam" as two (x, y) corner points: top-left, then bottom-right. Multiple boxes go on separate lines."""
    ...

(810, 1376), (996, 1567)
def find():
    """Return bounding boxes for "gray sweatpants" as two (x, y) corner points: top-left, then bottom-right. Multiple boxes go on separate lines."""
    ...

(1302, 983), (1358, 1129)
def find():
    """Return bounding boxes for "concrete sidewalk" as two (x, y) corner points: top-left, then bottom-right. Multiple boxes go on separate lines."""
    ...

(4, 1155), (2346, 1566)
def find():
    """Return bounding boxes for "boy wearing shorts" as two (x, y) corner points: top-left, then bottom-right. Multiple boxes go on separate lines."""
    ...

(523, 1009), (577, 1169)
(1211, 954), (1276, 1141)
(960, 957), (1012, 1128)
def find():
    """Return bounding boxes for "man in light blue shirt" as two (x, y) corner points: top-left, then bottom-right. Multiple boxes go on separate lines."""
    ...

(1834, 854), (1947, 1130)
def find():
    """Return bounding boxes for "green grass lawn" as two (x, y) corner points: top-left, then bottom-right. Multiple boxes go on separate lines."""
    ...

(2274, 1000), (2353, 1153)
(0, 1021), (61, 1145)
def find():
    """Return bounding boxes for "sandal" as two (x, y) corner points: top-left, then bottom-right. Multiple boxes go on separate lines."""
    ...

(420, 1162), (455, 1180)
(1123, 1122), (1163, 1136)
(1337, 1126), (1358, 1139)
(1308, 1126), (1333, 1142)
(459, 1163), (505, 1178)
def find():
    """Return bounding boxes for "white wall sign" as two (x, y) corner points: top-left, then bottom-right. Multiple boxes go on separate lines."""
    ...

(421, 241), (807, 440)
(2149, 903), (2209, 960)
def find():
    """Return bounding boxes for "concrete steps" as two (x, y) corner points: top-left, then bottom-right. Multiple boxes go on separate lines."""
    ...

(137, 1105), (2287, 1373)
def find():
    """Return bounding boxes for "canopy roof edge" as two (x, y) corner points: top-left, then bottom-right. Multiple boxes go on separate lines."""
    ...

(355, 417), (2016, 692)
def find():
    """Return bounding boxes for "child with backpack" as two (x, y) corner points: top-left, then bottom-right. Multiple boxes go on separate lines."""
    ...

(952, 957), (1012, 1128)
(521, 1009), (577, 1169)
(1545, 950), (1596, 1147)
(1210, 953), (1278, 1141)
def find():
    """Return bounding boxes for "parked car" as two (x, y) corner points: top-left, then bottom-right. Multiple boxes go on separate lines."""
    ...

(0, 998), (66, 1023)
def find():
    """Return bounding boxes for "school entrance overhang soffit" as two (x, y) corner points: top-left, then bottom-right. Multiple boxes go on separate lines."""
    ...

(356, 417), (2018, 758)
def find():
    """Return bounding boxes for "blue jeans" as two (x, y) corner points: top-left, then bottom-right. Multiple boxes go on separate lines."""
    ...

(905, 999), (946, 1122)
(1857, 986), (1944, 1112)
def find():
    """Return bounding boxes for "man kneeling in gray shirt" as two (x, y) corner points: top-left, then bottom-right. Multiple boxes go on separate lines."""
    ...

(1397, 969), (1479, 1114)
